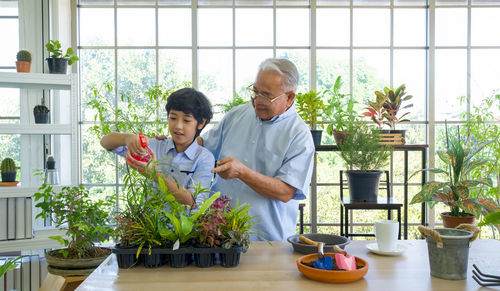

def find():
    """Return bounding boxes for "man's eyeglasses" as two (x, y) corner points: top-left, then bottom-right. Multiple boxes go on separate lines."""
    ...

(248, 84), (289, 104)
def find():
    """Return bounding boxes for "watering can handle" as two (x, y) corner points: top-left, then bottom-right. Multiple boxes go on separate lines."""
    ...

(418, 226), (444, 248)
(299, 235), (318, 246)
(456, 223), (480, 242)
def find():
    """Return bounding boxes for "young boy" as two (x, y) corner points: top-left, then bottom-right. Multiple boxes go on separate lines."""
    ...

(100, 88), (214, 207)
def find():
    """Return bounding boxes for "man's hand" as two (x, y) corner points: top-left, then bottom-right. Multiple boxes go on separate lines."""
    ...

(212, 157), (247, 180)
(126, 150), (158, 177)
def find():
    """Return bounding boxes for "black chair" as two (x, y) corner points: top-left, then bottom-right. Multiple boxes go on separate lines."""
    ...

(339, 170), (402, 239)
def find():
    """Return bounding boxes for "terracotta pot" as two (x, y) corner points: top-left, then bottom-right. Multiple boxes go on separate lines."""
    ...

(16, 61), (31, 73)
(333, 131), (349, 145)
(297, 253), (368, 283)
(440, 212), (475, 228)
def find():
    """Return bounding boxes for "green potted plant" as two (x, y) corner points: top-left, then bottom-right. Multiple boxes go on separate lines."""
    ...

(410, 127), (498, 228)
(338, 122), (392, 202)
(363, 84), (412, 143)
(324, 76), (357, 145)
(1, 157), (17, 183)
(33, 184), (115, 275)
(295, 90), (327, 145)
(45, 40), (79, 74)
(33, 97), (49, 124)
(16, 49), (31, 73)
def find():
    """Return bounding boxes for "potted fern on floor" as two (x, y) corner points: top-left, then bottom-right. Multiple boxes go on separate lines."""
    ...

(33, 184), (115, 276)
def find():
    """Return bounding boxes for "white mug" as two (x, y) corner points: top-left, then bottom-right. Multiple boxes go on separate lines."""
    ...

(374, 220), (399, 252)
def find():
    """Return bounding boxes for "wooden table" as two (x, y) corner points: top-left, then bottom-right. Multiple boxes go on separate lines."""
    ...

(76, 240), (500, 291)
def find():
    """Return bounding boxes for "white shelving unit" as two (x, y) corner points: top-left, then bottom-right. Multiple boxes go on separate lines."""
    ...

(0, 72), (78, 252)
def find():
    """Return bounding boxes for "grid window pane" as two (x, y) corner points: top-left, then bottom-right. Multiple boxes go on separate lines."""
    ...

(394, 0), (427, 5)
(353, 49), (390, 106)
(117, 8), (155, 46)
(471, 8), (500, 46)
(236, 0), (273, 5)
(117, 49), (156, 108)
(393, 49), (426, 121)
(0, 88), (19, 123)
(158, 49), (192, 90)
(436, 0), (467, 5)
(317, 8), (350, 47)
(80, 49), (115, 121)
(235, 8), (273, 46)
(435, 8), (467, 47)
(316, 49), (350, 92)
(159, 0), (190, 4)
(199, 49), (233, 109)
(276, 8), (309, 47)
(353, 0), (390, 5)
(0, 1), (17, 16)
(277, 0), (309, 4)
(317, 0), (350, 5)
(0, 19), (18, 67)
(79, 8), (114, 46)
(158, 8), (191, 47)
(198, 8), (232, 46)
(394, 8), (426, 47)
(276, 49), (310, 93)
(435, 49), (467, 121)
(82, 125), (117, 184)
(79, 0), (113, 4)
(353, 8), (390, 47)
(117, 0), (155, 4)
(235, 49), (273, 96)
(471, 49), (500, 110)
(199, 0), (232, 5)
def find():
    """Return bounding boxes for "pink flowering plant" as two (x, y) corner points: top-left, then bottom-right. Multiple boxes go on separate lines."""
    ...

(197, 195), (231, 247)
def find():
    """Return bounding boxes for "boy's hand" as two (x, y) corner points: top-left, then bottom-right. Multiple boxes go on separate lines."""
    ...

(126, 150), (158, 177)
(126, 134), (146, 156)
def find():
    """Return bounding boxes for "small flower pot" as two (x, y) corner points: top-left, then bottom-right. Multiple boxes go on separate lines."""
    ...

(114, 245), (138, 269)
(194, 252), (216, 268)
(34, 112), (49, 124)
(47, 161), (56, 169)
(46, 58), (68, 74)
(143, 253), (162, 268)
(1, 172), (16, 182)
(220, 247), (242, 268)
(16, 61), (31, 73)
(310, 130), (322, 146)
(169, 253), (190, 268)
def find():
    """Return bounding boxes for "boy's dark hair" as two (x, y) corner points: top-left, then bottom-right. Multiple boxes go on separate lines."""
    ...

(165, 88), (213, 138)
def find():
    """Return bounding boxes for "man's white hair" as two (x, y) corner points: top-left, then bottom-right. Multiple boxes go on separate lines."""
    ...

(257, 58), (300, 92)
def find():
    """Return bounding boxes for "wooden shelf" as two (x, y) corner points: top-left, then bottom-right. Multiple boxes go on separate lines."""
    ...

(0, 72), (72, 90)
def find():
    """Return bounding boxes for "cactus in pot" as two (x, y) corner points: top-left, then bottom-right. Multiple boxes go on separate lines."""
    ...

(46, 156), (56, 169)
(1, 158), (17, 182)
(34, 97), (49, 124)
(16, 49), (32, 73)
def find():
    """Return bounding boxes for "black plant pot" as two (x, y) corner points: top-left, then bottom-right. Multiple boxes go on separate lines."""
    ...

(345, 170), (383, 202)
(194, 252), (216, 268)
(46, 58), (68, 74)
(114, 245), (138, 269)
(1, 172), (16, 182)
(220, 251), (241, 268)
(34, 112), (49, 124)
(47, 161), (56, 169)
(311, 130), (322, 146)
(143, 253), (163, 268)
(169, 253), (189, 268)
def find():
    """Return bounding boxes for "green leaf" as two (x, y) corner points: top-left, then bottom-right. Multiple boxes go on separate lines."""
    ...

(479, 212), (500, 227)
(48, 235), (69, 247)
(437, 150), (452, 165)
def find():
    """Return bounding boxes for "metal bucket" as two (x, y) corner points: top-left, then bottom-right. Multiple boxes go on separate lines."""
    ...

(424, 228), (473, 280)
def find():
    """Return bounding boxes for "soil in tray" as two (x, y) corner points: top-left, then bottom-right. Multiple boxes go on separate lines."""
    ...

(301, 260), (363, 271)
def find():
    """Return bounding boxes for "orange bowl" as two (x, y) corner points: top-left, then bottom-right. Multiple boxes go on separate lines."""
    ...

(296, 253), (369, 283)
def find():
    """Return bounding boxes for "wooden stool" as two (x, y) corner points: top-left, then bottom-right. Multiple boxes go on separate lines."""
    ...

(39, 273), (87, 291)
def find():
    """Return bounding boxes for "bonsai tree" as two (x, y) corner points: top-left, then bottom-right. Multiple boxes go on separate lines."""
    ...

(1, 157), (17, 182)
(16, 49), (31, 73)
(295, 90), (327, 130)
(410, 127), (498, 223)
(33, 184), (115, 259)
(363, 84), (413, 130)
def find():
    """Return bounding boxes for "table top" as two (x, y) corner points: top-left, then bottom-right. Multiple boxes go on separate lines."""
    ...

(76, 239), (500, 291)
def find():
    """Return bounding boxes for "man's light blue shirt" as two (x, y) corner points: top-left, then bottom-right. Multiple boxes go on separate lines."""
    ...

(110, 138), (215, 204)
(202, 103), (315, 242)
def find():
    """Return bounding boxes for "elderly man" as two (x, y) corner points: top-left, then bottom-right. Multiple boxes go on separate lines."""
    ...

(201, 58), (315, 242)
